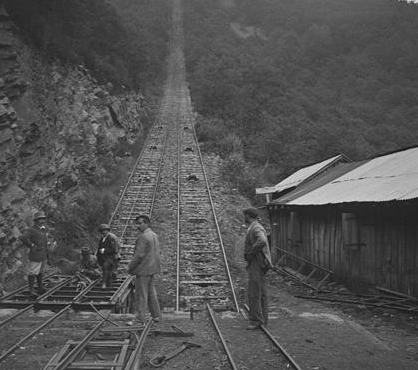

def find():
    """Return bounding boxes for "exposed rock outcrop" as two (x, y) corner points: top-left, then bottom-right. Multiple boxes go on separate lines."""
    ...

(0, 6), (146, 293)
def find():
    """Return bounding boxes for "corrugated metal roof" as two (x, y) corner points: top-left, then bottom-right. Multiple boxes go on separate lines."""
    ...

(286, 147), (418, 205)
(256, 154), (344, 195)
(270, 161), (366, 205)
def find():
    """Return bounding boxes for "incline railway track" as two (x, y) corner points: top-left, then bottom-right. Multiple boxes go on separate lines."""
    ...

(207, 304), (303, 370)
(109, 103), (168, 271)
(0, 275), (101, 363)
(42, 317), (155, 370)
(0, 275), (132, 362)
(105, 0), (238, 313)
(1, 0), (305, 369)
(176, 98), (238, 311)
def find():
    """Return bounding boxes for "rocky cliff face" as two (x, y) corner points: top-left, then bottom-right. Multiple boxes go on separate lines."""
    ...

(0, 6), (145, 293)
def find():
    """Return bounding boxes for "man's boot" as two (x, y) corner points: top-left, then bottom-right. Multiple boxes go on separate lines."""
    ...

(36, 273), (46, 295)
(28, 275), (37, 297)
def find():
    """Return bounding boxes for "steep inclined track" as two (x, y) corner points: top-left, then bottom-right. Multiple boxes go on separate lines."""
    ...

(109, 0), (238, 313)
(0, 1), (307, 369)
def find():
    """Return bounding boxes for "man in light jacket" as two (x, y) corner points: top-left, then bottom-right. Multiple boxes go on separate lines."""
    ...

(128, 214), (161, 323)
(243, 208), (272, 330)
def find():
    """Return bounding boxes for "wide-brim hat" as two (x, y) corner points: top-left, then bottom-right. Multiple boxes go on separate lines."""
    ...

(81, 247), (90, 254)
(34, 211), (47, 221)
(98, 223), (110, 231)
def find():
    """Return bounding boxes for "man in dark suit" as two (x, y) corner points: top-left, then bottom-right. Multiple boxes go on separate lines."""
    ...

(96, 224), (119, 288)
(243, 208), (272, 330)
(21, 212), (49, 296)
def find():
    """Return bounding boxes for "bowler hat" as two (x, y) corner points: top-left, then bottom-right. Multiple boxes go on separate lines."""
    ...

(243, 208), (259, 219)
(98, 223), (110, 231)
(34, 211), (47, 221)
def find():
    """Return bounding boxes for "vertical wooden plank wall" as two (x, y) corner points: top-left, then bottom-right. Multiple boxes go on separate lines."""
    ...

(397, 213), (406, 294)
(373, 206), (384, 289)
(271, 207), (279, 263)
(404, 214), (414, 296)
(270, 201), (418, 296)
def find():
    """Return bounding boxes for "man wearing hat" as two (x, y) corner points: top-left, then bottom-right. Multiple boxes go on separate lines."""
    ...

(243, 208), (272, 330)
(127, 214), (161, 324)
(79, 247), (101, 280)
(96, 223), (120, 288)
(21, 211), (49, 296)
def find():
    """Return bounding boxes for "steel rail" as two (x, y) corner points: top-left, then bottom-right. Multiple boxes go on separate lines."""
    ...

(46, 319), (106, 370)
(0, 305), (71, 363)
(176, 107), (181, 312)
(243, 304), (303, 370)
(0, 304), (34, 329)
(71, 278), (101, 302)
(110, 100), (169, 249)
(118, 127), (168, 241)
(124, 318), (154, 370)
(191, 121), (240, 312)
(0, 277), (102, 362)
(149, 131), (169, 218)
(108, 102), (166, 226)
(0, 284), (29, 301)
(36, 276), (76, 302)
(116, 127), (164, 239)
(206, 304), (239, 370)
(118, 175), (147, 239)
(109, 275), (135, 304)
(109, 109), (168, 277)
(0, 276), (74, 329)
(169, 0), (239, 312)
(0, 272), (57, 302)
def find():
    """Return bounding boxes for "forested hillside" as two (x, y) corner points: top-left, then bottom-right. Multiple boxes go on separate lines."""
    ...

(4, 0), (169, 89)
(184, 0), (418, 193)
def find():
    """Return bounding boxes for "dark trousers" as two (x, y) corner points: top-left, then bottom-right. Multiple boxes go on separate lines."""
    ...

(247, 260), (268, 326)
(102, 259), (114, 287)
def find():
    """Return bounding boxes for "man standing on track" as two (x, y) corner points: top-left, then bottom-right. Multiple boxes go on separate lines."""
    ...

(128, 214), (161, 323)
(96, 224), (119, 289)
(243, 208), (272, 330)
(21, 211), (49, 297)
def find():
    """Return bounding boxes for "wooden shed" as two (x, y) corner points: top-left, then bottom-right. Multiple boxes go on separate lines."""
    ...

(261, 147), (418, 296)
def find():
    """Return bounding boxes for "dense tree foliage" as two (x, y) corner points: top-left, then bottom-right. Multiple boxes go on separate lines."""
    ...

(184, 0), (418, 187)
(5, 0), (169, 88)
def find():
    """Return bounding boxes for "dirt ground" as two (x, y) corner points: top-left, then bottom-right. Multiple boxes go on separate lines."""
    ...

(265, 272), (418, 370)
(1, 270), (417, 370)
(1, 158), (417, 369)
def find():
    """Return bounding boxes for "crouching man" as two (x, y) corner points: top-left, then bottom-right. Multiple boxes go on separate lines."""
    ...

(79, 246), (101, 280)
